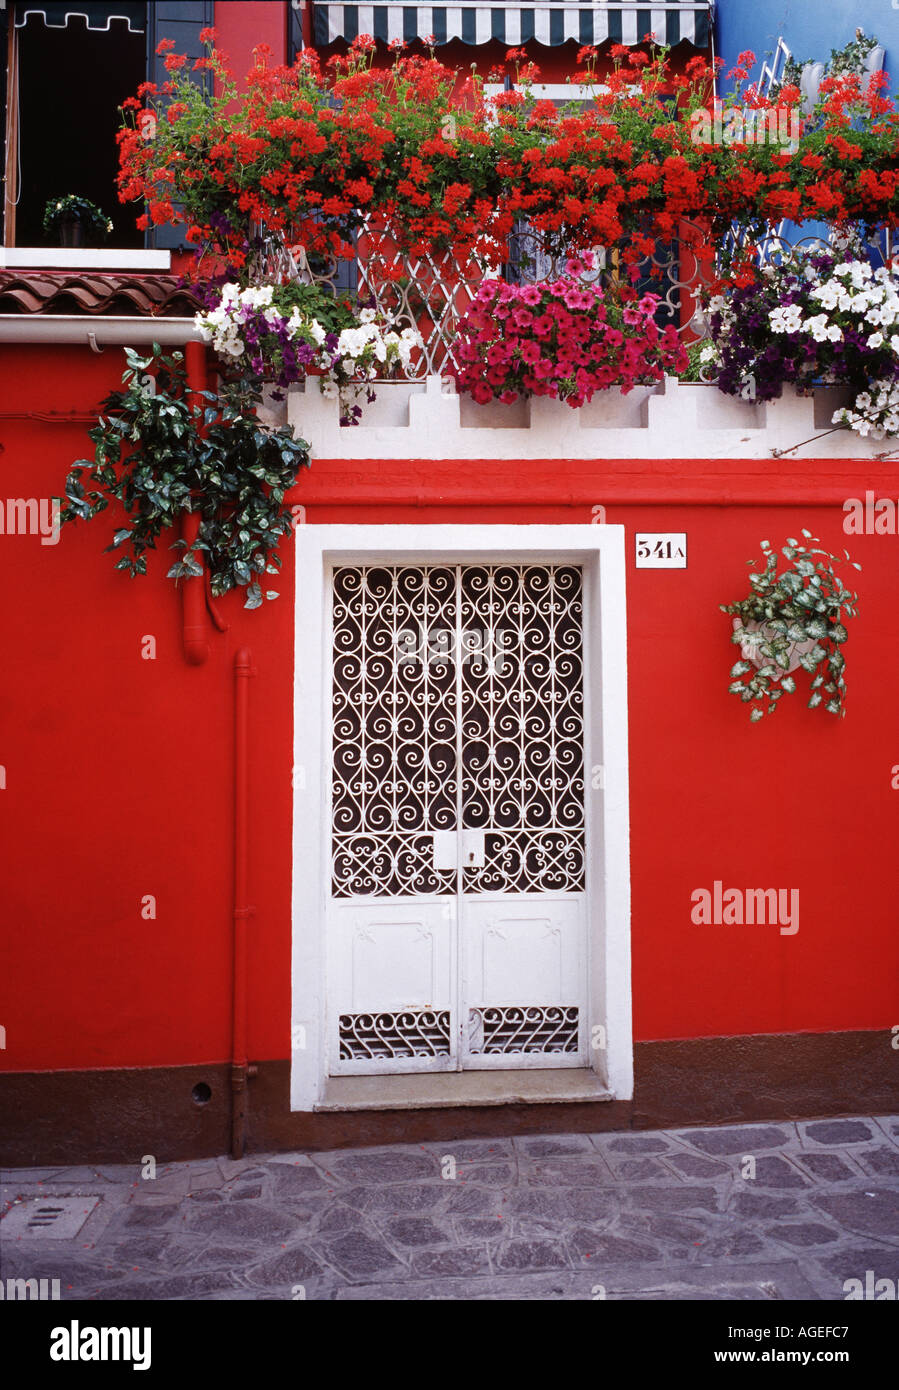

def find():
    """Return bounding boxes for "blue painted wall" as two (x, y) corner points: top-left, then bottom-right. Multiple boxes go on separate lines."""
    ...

(716, 0), (897, 92)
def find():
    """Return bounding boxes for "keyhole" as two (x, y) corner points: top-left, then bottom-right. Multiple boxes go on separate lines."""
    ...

(467, 851), (475, 865)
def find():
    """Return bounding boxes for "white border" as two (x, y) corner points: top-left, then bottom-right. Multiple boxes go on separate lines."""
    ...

(0, 249), (171, 271)
(290, 525), (633, 1111)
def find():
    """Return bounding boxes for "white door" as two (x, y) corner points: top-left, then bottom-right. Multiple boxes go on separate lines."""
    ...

(327, 562), (589, 1074)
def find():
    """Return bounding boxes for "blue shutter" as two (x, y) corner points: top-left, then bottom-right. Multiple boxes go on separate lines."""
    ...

(145, 0), (214, 250)
(288, 1), (304, 62)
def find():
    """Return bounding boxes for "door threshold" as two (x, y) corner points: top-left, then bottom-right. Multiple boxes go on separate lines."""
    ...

(315, 1068), (612, 1112)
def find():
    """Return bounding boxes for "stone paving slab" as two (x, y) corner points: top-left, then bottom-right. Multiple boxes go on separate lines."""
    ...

(1, 1115), (898, 1301)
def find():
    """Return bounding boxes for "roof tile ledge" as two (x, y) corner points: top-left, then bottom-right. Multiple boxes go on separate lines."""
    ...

(0, 271), (202, 319)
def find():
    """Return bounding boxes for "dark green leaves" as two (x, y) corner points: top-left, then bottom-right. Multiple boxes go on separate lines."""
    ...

(722, 531), (860, 722)
(59, 343), (311, 605)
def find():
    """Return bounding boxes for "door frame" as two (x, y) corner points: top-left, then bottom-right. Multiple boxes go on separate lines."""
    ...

(290, 525), (633, 1111)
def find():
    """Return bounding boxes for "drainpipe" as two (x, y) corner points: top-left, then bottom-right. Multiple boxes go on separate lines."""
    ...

(232, 649), (257, 1158)
(183, 341), (210, 665)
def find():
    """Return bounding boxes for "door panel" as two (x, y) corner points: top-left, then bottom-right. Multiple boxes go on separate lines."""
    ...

(330, 564), (458, 899)
(330, 899), (456, 1073)
(459, 564), (586, 895)
(461, 897), (587, 1068)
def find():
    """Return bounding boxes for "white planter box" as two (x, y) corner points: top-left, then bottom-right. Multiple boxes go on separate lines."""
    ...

(287, 376), (890, 461)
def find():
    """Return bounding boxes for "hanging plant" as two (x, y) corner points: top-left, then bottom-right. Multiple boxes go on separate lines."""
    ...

(61, 344), (310, 608)
(721, 531), (860, 721)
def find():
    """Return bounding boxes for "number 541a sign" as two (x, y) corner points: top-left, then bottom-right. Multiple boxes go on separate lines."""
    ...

(635, 533), (687, 568)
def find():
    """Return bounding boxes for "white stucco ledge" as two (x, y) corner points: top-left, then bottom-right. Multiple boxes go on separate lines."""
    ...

(284, 374), (897, 461)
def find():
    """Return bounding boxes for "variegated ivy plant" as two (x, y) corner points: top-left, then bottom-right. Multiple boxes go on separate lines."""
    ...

(62, 344), (310, 608)
(721, 530), (861, 721)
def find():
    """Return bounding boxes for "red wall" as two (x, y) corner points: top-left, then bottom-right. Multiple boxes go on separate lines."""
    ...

(213, 0), (287, 70)
(1, 344), (898, 1077)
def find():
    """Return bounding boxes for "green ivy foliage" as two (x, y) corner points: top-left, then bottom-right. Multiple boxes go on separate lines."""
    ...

(720, 530), (861, 721)
(62, 344), (310, 608)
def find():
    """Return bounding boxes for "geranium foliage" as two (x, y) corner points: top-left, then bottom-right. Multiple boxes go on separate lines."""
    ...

(116, 32), (899, 285)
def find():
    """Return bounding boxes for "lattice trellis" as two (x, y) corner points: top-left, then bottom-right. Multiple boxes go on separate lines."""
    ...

(266, 219), (893, 381)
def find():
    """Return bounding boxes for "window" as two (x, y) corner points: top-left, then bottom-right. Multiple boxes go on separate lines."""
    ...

(2, 1), (212, 249)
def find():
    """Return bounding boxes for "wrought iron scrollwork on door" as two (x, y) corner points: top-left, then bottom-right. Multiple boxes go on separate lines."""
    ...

(331, 563), (585, 898)
(460, 565), (585, 894)
(331, 565), (458, 897)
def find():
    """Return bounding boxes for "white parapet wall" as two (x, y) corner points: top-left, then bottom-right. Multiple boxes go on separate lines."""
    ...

(283, 375), (895, 461)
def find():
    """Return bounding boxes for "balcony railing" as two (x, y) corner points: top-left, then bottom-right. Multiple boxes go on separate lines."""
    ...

(262, 219), (895, 381)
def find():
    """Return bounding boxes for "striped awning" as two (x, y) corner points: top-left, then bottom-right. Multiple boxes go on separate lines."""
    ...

(15, 3), (146, 32)
(313, 3), (712, 49)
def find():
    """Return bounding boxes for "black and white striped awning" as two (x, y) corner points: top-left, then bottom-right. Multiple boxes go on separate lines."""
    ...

(15, 3), (146, 32)
(313, 3), (712, 49)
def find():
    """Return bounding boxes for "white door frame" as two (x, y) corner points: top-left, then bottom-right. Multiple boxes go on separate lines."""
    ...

(290, 525), (633, 1111)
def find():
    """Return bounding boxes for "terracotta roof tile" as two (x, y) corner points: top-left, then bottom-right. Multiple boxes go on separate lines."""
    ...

(0, 272), (202, 317)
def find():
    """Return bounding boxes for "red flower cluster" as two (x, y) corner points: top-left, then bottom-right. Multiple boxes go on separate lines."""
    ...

(116, 36), (899, 283)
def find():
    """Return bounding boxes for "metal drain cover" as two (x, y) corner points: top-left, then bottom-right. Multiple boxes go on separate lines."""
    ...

(1, 1196), (100, 1240)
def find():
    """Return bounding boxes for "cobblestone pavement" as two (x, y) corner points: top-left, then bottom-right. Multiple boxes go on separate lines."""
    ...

(2, 1116), (899, 1301)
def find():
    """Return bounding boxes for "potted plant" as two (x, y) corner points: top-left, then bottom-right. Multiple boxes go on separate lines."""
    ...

(700, 247), (899, 440)
(43, 195), (114, 248)
(194, 280), (419, 424)
(61, 343), (310, 608)
(721, 531), (860, 721)
(450, 254), (687, 407)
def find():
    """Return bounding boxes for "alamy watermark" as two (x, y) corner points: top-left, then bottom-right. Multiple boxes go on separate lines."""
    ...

(0, 497), (61, 546)
(691, 882), (799, 936)
(843, 492), (899, 534)
(843, 1270), (898, 1299)
(690, 102), (799, 155)
(1, 1277), (60, 1300)
(50, 1322), (151, 1370)
(397, 625), (513, 673)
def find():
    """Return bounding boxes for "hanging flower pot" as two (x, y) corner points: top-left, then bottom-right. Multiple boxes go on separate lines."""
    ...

(731, 618), (817, 675)
(721, 532), (861, 721)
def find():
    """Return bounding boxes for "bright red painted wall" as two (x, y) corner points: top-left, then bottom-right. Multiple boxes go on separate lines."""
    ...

(213, 0), (287, 70)
(1, 343), (898, 1076)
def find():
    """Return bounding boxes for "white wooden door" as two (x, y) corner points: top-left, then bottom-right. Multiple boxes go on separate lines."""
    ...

(327, 563), (588, 1074)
